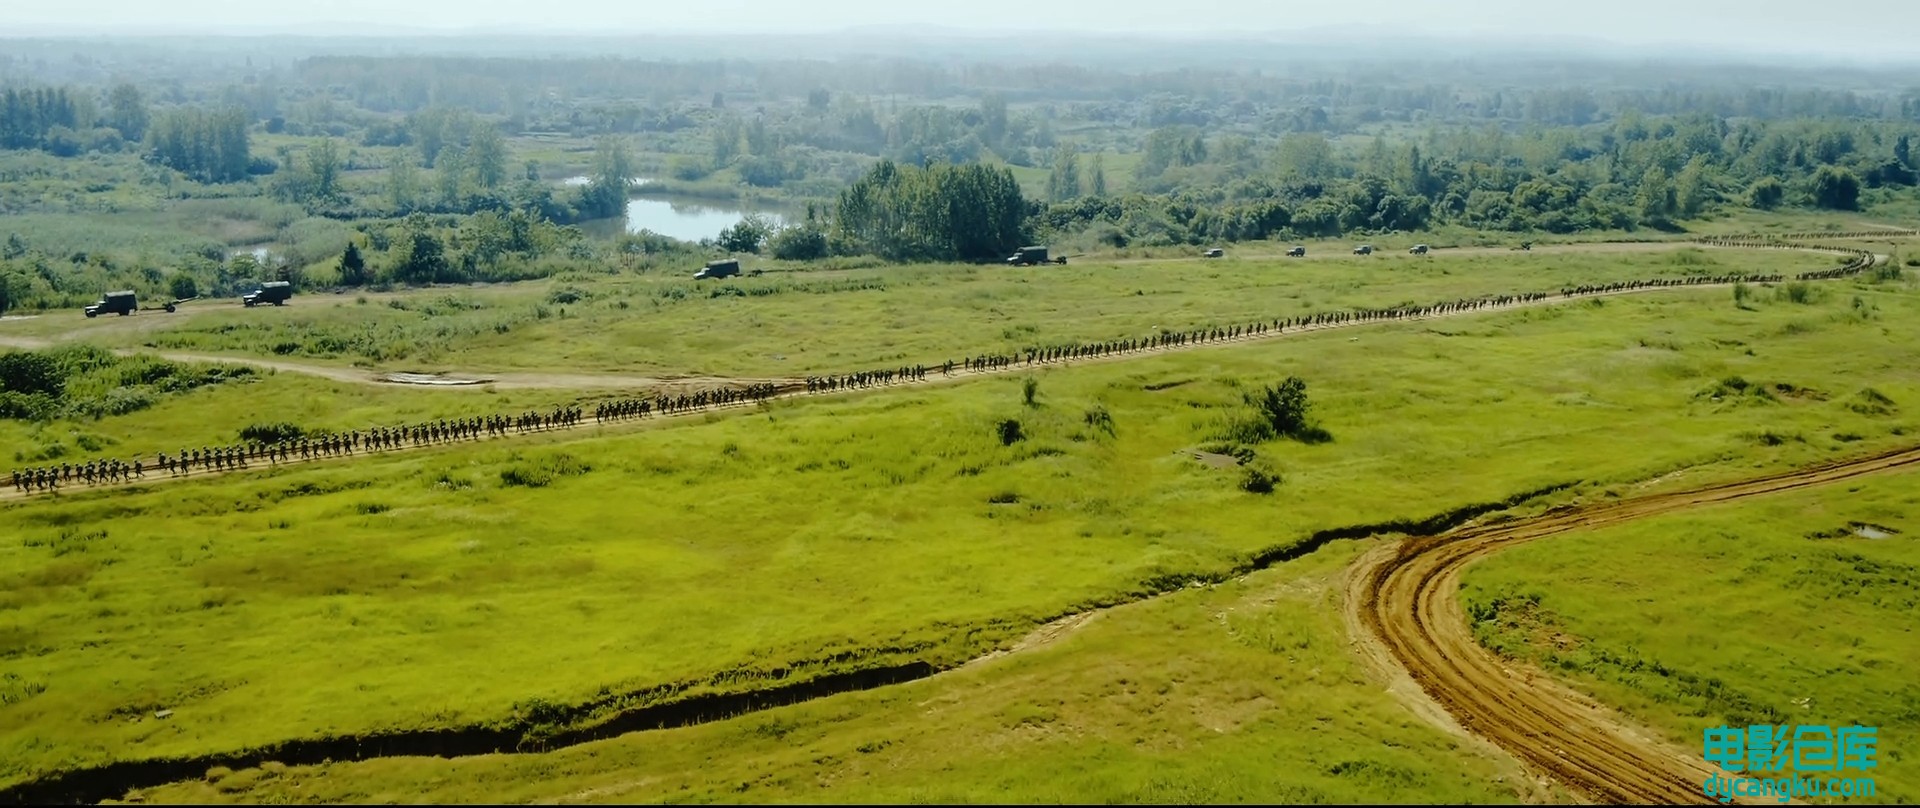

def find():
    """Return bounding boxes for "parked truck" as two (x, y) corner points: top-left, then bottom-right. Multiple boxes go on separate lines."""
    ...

(1006, 246), (1068, 266)
(242, 281), (293, 307)
(694, 259), (741, 280)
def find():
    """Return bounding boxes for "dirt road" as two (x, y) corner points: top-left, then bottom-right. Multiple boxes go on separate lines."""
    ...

(1351, 444), (1920, 804)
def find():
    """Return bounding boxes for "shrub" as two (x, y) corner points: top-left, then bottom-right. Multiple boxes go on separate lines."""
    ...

(71, 387), (154, 418)
(499, 452), (593, 488)
(1083, 404), (1115, 436)
(996, 418), (1025, 446)
(768, 224), (829, 261)
(0, 351), (66, 398)
(239, 422), (306, 444)
(0, 391), (56, 420)
(1778, 282), (1817, 304)
(1021, 377), (1040, 407)
(1249, 377), (1309, 439)
(1848, 388), (1898, 416)
(1240, 467), (1279, 494)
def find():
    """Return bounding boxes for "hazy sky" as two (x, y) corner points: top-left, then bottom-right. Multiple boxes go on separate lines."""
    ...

(9, 0), (1920, 57)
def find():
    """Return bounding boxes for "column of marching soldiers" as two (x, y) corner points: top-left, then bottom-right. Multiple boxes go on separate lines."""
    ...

(6, 246), (1876, 497)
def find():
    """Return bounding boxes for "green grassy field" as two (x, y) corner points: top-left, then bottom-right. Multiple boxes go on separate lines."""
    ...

(1462, 470), (1920, 803)
(3, 278), (1917, 793)
(124, 541), (1543, 804)
(0, 247), (1848, 378)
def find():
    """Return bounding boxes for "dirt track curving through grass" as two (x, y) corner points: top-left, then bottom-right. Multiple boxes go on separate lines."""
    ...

(1351, 443), (1920, 804)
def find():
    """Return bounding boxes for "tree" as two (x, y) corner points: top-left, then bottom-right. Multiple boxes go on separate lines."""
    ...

(1046, 142), (1082, 203)
(768, 223), (828, 261)
(1273, 132), (1338, 182)
(716, 214), (774, 254)
(1089, 153), (1108, 197)
(106, 83), (148, 142)
(712, 116), (743, 167)
(1811, 165), (1861, 210)
(979, 92), (1008, 148)
(393, 215), (447, 285)
(467, 123), (507, 190)
(1637, 166), (1676, 224)
(1748, 177), (1786, 210)
(1248, 376), (1313, 441)
(578, 136), (633, 219)
(435, 146), (467, 208)
(338, 243), (370, 287)
(0, 351), (64, 398)
(1674, 155), (1710, 218)
(168, 274), (198, 301)
(387, 154), (421, 211)
(832, 160), (1028, 263)
(304, 137), (342, 203)
(143, 105), (251, 183)
(745, 117), (775, 157)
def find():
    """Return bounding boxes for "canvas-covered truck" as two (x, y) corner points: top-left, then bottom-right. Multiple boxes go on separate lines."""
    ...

(83, 291), (189, 317)
(694, 259), (741, 280)
(84, 290), (138, 318)
(242, 281), (293, 307)
(1006, 246), (1067, 266)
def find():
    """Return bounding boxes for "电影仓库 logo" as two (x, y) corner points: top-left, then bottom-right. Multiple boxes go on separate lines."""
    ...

(1701, 724), (1878, 803)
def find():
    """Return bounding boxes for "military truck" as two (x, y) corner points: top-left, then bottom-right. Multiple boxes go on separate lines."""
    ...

(84, 291), (139, 318)
(694, 259), (741, 280)
(1352, 245), (1374, 256)
(1286, 246), (1306, 258)
(242, 281), (293, 307)
(1409, 244), (1431, 255)
(1006, 246), (1067, 266)
(1203, 248), (1225, 259)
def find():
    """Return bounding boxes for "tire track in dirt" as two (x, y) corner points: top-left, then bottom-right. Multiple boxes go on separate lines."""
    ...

(1351, 444), (1920, 804)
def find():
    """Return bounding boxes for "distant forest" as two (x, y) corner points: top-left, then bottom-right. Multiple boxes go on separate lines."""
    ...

(0, 34), (1918, 309)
